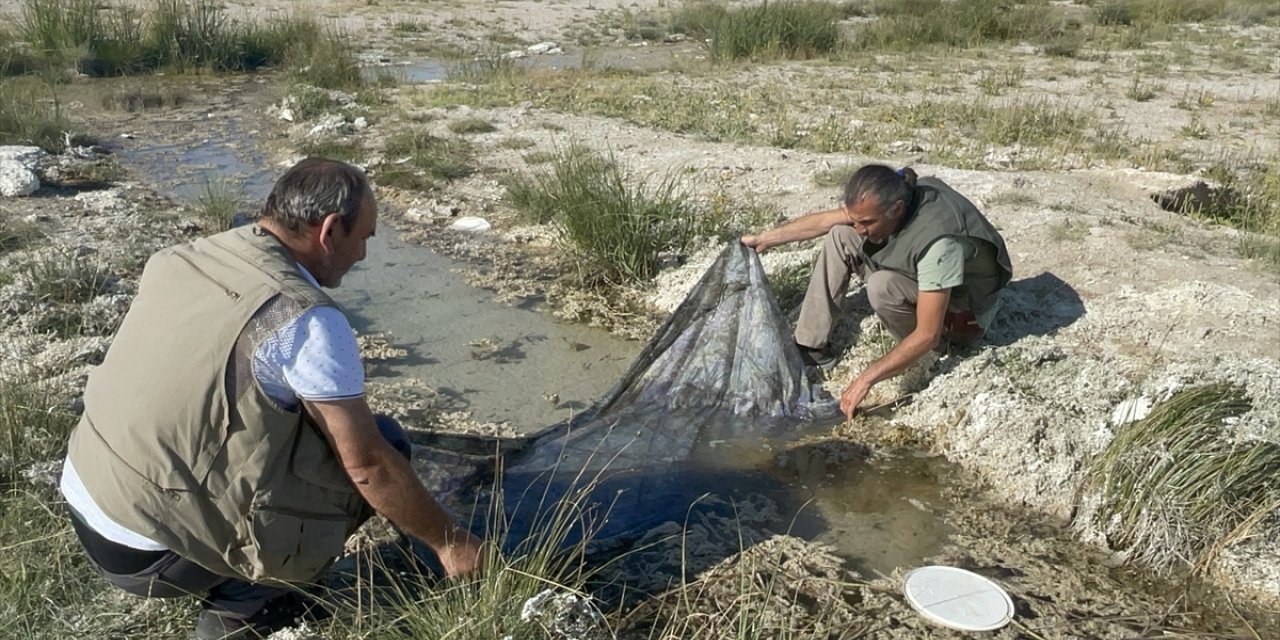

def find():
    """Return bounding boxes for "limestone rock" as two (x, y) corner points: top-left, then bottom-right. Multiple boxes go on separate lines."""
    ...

(0, 160), (40, 196)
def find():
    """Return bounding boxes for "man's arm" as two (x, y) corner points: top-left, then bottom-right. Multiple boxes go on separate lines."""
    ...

(741, 208), (848, 253)
(839, 289), (950, 418)
(304, 397), (483, 577)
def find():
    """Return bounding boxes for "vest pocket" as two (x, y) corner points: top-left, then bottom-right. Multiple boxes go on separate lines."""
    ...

(246, 506), (348, 583)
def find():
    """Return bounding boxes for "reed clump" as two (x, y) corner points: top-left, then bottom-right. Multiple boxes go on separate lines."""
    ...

(1088, 384), (1280, 572)
(504, 145), (702, 285)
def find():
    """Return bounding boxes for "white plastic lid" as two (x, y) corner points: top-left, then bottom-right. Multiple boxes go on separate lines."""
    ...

(449, 216), (491, 232)
(903, 565), (1014, 631)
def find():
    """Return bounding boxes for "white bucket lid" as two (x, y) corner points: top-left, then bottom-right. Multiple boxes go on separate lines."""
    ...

(449, 216), (491, 232)
(903, 565), (1014, 631)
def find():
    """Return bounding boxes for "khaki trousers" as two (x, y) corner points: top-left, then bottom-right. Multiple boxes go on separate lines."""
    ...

(794, 226), (927, 348)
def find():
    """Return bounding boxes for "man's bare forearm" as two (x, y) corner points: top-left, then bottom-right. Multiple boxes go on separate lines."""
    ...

(345, 443), (467, 551)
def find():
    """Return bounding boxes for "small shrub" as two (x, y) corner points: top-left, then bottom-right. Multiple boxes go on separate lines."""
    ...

(504, 145), (702, 284)
(189, 178), (244, 233)
(1125, 76), (1159, 102)
(448, 117), (497, 134)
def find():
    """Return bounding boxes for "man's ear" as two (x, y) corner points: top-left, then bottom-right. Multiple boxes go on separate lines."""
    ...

(317, 213), (342, 253)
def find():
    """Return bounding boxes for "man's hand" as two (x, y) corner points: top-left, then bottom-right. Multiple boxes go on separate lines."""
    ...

(438, 527), (485, 578)
(740, 234), (771, 253)
(839, 378), (872, 419)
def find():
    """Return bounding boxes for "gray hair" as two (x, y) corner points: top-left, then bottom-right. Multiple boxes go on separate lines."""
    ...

(842, 164), (917, 219)
(260, 157), (370, 233)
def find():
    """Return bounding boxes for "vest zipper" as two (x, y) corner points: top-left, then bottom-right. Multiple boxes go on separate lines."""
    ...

(176, 253), (241, 300)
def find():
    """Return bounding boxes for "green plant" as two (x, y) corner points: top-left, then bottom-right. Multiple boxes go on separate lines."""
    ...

(1124, 75), (1159, 101)
(0, 77), (69, 152)
(1088, 384), (1280, 572)
(851, 0), (1068, 51)
(189, 178), (244, 233)
(498, 136), (536, 150)
(673, 1), (846, 61)
(448, 117), (497, 134)
(0, 378), (76, 487)
(297, 137), (362, 164)
(384, 130), (474, 185)
(19, 249), (113, 306)
(504, 145), (702, 284)
(1, 209), (40, 252)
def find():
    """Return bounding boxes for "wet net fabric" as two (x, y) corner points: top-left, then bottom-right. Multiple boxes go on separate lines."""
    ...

(424, 242), (836, 554)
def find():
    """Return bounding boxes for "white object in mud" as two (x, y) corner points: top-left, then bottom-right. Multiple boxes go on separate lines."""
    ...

(903, 565), (1014, 631)
(449, 216), (491, 232)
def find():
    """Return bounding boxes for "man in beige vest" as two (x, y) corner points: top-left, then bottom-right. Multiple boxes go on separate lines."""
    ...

(742, 164), (1012, 419)
(61, 158), (483, 640)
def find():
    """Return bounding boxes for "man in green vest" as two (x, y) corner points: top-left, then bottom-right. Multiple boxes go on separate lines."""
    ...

(61, 158), (483, 640)
(742, 164), (1012, 419)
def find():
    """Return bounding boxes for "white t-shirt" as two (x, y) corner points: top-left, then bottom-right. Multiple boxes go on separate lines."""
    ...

(60, 265), (363, 550)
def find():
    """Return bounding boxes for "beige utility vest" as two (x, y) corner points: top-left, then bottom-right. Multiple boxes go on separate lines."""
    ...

(67, 225), (365, 584)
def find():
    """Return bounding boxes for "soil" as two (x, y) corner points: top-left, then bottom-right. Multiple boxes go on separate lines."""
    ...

(3, 0), (1278, 637)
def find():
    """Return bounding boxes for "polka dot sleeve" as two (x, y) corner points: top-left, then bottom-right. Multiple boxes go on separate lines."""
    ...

(279, 306), (365, 401)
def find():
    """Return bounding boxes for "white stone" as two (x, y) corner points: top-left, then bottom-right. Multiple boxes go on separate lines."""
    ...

(0, 145), (46, 170)
(502, 49), (527, 59)
(449, 216), (491, 232)
(527, 41), (559, 55)
(0, 160), (40, 197)
(352, 116), (369, 130)
(1109, 397), (1153, 426)
(278, 106), (295, 122)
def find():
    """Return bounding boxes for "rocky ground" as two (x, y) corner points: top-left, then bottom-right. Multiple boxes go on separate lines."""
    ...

(3, 0), (1278, 637)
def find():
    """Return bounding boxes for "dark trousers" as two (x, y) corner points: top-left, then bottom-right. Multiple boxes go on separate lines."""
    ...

(69, 415), (412, 617)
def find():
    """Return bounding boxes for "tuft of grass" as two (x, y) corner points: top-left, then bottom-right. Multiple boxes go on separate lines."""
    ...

(447, 117), (497, 135)
(379, 130), (474, 191)
(385, 130), (474, 180)
(296, 138), (362, 164)
(498, 136), (535, 150)
(0, 77), (70, 152)
(672, 1), (848, 62)
(851, 0), (1069, 52)
(0, 378), (76, 488)
(13, 0), (359, 80)
(1, 209), (40, 253)
(1088, 384), (1280, 572)
(504, 145), (702, 284)
(101, 82), (189, 112)
(19, 249), (113, 307)
(1046, 220), (1089, 243)
(188, 178), (244, 233)
(1124, 76), (1160, 102)
(812, 163), (857, 188)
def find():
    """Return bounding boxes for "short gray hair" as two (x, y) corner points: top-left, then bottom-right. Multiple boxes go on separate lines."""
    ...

(260, 157), (370, 233)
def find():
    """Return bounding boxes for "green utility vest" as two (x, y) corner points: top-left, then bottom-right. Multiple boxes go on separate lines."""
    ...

(863, 177), (1013, 314)
(66, 225), (365, 585)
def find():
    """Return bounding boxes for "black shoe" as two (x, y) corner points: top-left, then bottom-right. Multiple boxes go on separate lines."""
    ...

(192, 592), (328, 640)
(796, 344), (836, 369)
